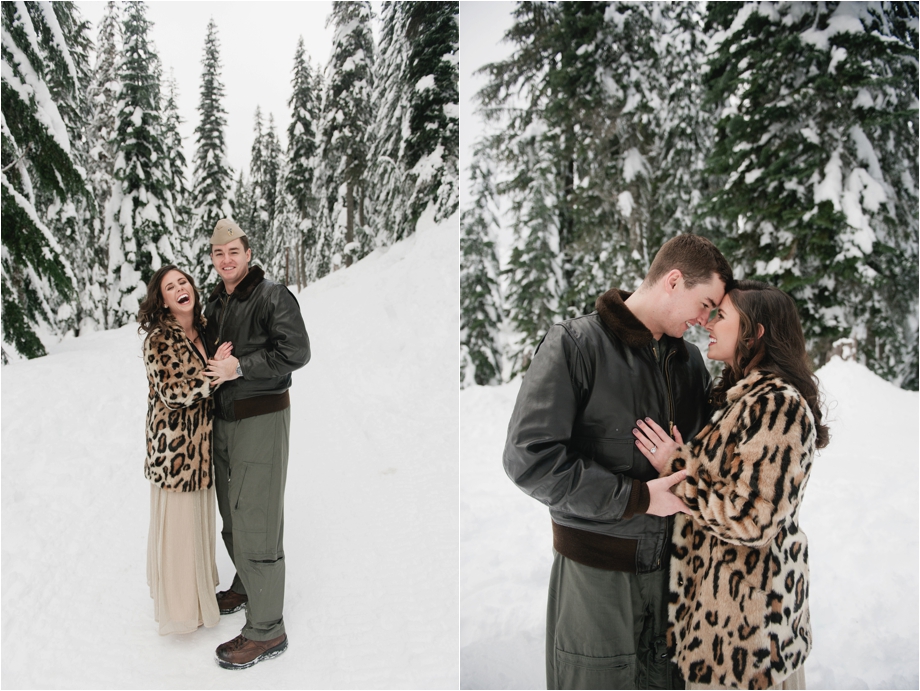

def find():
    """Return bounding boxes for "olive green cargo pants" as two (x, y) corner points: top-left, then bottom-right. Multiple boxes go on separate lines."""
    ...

(546, 550), (684, 690)
(214, 408), (290, 641)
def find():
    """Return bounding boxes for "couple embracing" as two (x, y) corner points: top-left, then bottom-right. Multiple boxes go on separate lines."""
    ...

(504, 235), (829, 690)
(136, 219), (310, 669)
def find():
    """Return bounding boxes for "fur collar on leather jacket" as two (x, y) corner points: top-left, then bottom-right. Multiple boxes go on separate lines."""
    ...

(208, 265), (265, 303)
(595, 288), (690, 362)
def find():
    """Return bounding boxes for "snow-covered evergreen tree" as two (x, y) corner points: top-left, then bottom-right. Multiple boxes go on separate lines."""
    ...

(36, 1), (96, 336)
(704, 1), (918, 387)
(460, 151), (502, 387)
(190, 17), (233, 283)
(1, 1), (91, 360)
(247, 106), (268, 259)
(501, 132), (563, 375)
(285, 36), (320, 288)
(161, 72), (193, 272)
(651, 2), (715, 242)
(231, 170), (256, 247)
(371, 1), (459, 246)
(258, 114), (284, 273)
(84, 0), (122, 328)
(104, 0), (174, 327)
(313, 0), (375, 275)
(403, 1), (459, 226)
(368, 1), (412, 246)
(266, 157), (299, 285)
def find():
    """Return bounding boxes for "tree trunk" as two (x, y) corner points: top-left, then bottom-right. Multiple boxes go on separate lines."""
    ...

(345, 180), (354, 268)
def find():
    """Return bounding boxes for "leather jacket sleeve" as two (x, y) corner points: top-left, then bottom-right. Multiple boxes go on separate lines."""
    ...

(503, 324), (640, 522)
(238, 285), (311, 379)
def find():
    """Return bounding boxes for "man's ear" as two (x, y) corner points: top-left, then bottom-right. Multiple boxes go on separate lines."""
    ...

(665, 269), (682, 293)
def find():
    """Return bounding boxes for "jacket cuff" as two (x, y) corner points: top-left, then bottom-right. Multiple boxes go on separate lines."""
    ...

(622, 478), (650, 519)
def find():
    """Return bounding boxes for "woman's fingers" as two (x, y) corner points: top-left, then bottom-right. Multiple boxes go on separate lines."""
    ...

(639, 417), (668, 440)
(673, 425), (683, 444)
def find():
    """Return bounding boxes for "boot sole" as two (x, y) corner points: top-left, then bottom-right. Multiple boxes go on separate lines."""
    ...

(218, 602), (246, 615)
(216, 637), (288, 670)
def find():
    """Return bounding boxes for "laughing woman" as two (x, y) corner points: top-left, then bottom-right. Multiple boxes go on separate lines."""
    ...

(138, 265), (231, 635)
(633, 280), (829, 690)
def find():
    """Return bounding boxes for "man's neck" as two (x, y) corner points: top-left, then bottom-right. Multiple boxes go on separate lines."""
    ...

(623, 288), (664, 341)
(223, 268), (250, 296)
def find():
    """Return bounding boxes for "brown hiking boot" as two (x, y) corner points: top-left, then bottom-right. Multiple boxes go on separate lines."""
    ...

(215, 633), (288, 670)
(216, 589), (248, 615)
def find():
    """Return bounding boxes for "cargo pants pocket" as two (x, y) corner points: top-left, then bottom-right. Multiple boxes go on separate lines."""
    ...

(553, 648), (636, 690)
(232, 461), (272, 556)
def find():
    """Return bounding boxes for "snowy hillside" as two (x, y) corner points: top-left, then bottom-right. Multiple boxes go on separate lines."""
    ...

(1, 210), (459, 689)
(460, 356), (919, 689)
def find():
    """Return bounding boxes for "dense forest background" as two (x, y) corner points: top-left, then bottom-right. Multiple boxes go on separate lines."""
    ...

(2, 0), (458, 362)
(460, 1), (918, 391)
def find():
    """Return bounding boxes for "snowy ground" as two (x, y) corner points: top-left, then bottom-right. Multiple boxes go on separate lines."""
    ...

(2, 210), (459, 689)
(460, 355), (919, 689)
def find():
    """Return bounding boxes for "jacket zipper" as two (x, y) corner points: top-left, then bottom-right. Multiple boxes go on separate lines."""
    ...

(664, 350), (676, 436)
(651, 344), (676, 435)
(215, 293), (230, 346)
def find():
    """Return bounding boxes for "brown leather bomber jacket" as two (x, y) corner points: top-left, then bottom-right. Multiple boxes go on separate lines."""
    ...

(502, 289), (712, 573)
(204, 266), (311, 422)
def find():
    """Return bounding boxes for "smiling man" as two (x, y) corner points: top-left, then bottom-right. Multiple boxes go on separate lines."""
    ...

(203, 218), (310, 669)
(503, 234), (732, 690)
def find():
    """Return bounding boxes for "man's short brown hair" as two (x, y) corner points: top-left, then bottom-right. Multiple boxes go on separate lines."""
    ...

(644, 234), (733, 289)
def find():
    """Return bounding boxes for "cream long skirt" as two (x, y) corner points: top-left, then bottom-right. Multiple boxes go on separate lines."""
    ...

(147, 484), (220, 635)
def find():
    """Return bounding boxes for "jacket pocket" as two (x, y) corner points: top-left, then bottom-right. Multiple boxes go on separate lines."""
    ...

(572, 436), (638, 473)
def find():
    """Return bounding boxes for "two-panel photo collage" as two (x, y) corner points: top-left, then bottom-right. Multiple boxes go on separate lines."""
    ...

(2, 1), (917, 689)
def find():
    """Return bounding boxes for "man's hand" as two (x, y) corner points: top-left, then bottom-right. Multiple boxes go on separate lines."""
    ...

(206, 355), (240, 386)
(213, 341), (233, 361)
(646, 470), (690, 516)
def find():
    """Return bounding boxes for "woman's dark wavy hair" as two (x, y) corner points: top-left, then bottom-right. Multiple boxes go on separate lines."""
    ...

(137, 265), (204, 337)
(710, 280), (829, 449)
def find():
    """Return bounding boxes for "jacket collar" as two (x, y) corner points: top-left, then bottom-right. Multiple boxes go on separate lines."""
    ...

(595, 288), (690, 362)
(208, 266), (265, 303)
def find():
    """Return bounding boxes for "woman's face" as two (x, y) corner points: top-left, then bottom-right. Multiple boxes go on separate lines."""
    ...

(159, 269), (195, 317)
(705, 293), (740, 366)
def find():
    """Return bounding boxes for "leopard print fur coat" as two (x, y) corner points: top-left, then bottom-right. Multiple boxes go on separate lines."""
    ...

(663, 371), (816, 689)
(143, 317), (214, 491)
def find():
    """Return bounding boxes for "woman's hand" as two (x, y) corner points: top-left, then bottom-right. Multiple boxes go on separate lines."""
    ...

(633, 418), (682, 473)
(214, 341), (233, 361)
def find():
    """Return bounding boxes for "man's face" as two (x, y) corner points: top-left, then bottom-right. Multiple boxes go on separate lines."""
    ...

(211, 238), (251, 287)
(663, 272), (725, 338)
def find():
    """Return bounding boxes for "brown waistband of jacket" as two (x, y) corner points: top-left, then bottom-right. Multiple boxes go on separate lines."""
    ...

(233, 390), (290, 420)
(552, 520), (639, 572)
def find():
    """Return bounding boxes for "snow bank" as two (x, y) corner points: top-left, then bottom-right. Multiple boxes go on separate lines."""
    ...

(1, 209), (459, 689)
(460, 356), (918, 689)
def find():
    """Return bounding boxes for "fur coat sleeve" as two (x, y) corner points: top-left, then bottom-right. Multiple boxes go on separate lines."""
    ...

(662, 371), (817, 688)
(664, 371), (815, 548)
(143, 321), (214, 491)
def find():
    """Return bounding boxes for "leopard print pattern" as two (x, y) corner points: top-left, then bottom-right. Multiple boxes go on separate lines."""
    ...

(143, 319), (214, 491)
(663, 371), (816, 689)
